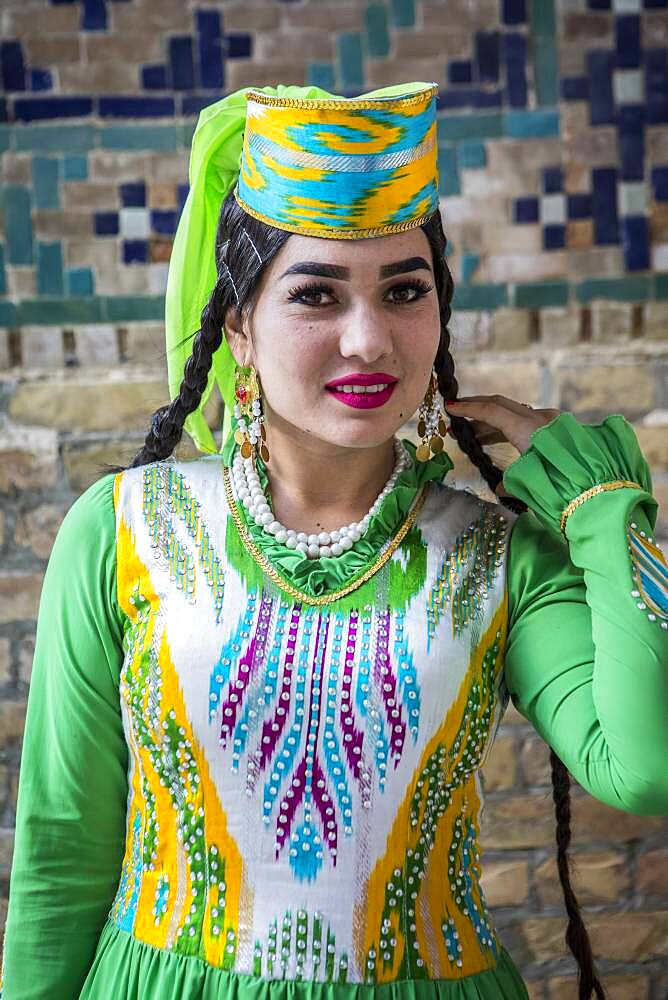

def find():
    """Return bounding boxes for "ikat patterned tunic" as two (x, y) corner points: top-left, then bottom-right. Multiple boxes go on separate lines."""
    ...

(2, 413), (667, 1000)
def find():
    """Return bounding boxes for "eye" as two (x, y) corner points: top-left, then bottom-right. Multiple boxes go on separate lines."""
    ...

(385, 279), (433, 304)
(286, 281), (336, 306)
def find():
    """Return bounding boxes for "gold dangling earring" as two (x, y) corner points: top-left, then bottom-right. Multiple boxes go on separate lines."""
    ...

(233, 365), (270, 464)
(416, 369), (448, 462)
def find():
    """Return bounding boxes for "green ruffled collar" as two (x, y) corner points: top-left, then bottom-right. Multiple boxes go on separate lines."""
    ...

(229, 439), (454, 598)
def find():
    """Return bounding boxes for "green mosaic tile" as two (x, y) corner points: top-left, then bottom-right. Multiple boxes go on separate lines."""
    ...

(364, 5), (390, 59)
(458, 141), (487, 170)
(19, 298), (103, 325)
(655, 275), (668, 300)
(437, 114), (503, 142)
(512, 281), (569, 308)
(66, 267), (94, 297)
(461, 253), (481, 284)
(179, 120), (197, 148)
(391, 0), (415, 29)
(37, 242), (64, 296)
(0, 301), (19, 327)
(0, 244), (5, 297)
(529, 0), (557, 38)
(0, 127), (10, 154)
(337, 33), (364, 89)
(437, 145), (459, 196)
(14, 125), (95, 153)
(503, 110), (560, 138)
(2, 186), (33, 266)
(307, 63), (335, 90)
(576, 277), (652, 304)
(103, 295), (165, 322)
(62, 154), (88, 182)
(533, 36), (559, 107)
(452, 283), (508, 311)
(33, 156), (60, 210)
(100, 125), (179, 152)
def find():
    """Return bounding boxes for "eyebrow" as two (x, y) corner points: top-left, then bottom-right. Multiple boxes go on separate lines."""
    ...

(279, 256), (432, 281)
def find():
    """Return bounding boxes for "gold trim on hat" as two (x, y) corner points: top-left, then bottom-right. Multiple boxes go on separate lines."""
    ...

(244, 85), (439, 112)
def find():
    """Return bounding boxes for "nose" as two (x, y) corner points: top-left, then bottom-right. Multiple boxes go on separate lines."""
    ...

(337, 301), (394, 364)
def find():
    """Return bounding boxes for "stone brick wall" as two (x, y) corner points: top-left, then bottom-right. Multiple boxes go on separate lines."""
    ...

(1, 1), (667, 997)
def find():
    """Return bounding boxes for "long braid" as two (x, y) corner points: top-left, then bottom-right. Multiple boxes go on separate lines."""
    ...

(422, 211), (607, 1000)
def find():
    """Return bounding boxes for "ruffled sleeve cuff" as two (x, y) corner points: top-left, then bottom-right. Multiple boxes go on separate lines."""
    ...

(501, 411), (658, 536)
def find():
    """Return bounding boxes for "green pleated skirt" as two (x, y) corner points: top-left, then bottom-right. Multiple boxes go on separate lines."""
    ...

(79, 922), (530, 1000)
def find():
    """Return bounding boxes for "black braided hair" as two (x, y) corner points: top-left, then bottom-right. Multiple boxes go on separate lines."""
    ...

(109, 192), (606, 998)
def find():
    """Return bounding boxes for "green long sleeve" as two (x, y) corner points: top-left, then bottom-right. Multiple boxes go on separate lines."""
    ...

(1, 474), (128, 999)
(502, 411), (668, 815)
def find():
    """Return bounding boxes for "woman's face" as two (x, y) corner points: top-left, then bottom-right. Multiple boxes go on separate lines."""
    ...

(226, 226), (441, 453)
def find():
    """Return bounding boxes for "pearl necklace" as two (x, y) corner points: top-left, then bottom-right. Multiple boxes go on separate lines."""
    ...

(231, 438), (412, 559)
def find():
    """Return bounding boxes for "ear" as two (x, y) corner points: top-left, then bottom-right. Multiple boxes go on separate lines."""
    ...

(224, 304), (253, 368)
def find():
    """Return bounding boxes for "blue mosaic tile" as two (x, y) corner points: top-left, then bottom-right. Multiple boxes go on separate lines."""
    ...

(66, 266), (94, 296)
(0, 244), (6, 297)
(30, 69), (53, 92)
(308, 63), (335, 89)
(182, 94), (224, 116)
(439, 90), (478, 110)
(615, 15), (641, 70)
(337, 34), (364, 89)
(177, 184), (189, 216)
(197, 10), (224, 89)
(651, 166), (668, 201)
(98, 96), (175, 117)
(514, 196), (539, 223)
(62, 154), (92, 183)
(561, 76), (589, 101)
(645, 0), (668, 8)
(142, 65), (168, 90)
(95, 211), (119, 236)
(438, 146), (460, 196)
(123, 239), (148, 264)
(120, 181), (146, 208)
(14, 97), (93, 122)
(475, 89), (503, 109)
(543, 167), (563, 194)
(448, 60), (473, 85)
(169, 37), (195, 90)
(475, 31), (500, 82)
(504, 109), (560, 138)
(618, 104), (645, 181)
(1, 41), (26, 92)
(458, 140), (487, 169)
(501, 0), (526, 25)
(543, 224), (565, 251)
(587, 50), (615, 125)
(645, 49), (668, 125)
(587, 0), (611, 9)
(621, 216), (650, 272)
(390, 0), (415, 29)
(3, 186), (33, 265)
(33, 156), (60, 210)
(592, 167), (619, 244)
(82, 0), (107, 31)
(567, 194), (593, 220)
(226, 34), (253, 60)
(0, 100), (7, 124)
(37, 242), (64, 295)
(150, 209), (178, 235)
(502, 32), (528, 108)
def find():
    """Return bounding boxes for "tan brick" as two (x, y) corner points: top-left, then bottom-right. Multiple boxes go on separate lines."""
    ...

(279, 4), (362, 30)
(455, 361), (543, 406)
(95, 266), (147, 296)
(562, 12), (614, 46)
(636, 848), (668, 896)
(567, 126), (618, 167)
(649, 202), (668, 243)
(549, 974), (649, 1000)
(84, 32), (164, 64)
(121, 323), (167, 366)
(20, 327), (65, 367)
(422, 0), (498, 29)
(563, 163), (590, 195)
(554, 362), (654, 421)
(7, 5), (79, 35)
(0, 637), (10, 685)
(109, 1), (191, 34)
(225, 61), (307, 91)
(88, 152), (153, 185)
(519, 735), (551, 786)
(567, 247), (624, 277)
(449, 310), (492, 352)
(0, 423), (59, 494)
(479, 859), (529, 906)
(484, 252), (568, 284)
(586, 911), (668, 961)
(62, 442), (140, 493)
(486, 139), (562, 179)
(0, 701), (27, 743)
(366, 58), (447, 90)
(0, 574), (43, 625)
(61, 183), (119, 212)
(0, 508), (5, 547)
(521, 915), (568, 961)
(535, 850), (630, 906)
(256, 31), (333, 62)
(0, 829), (14, 879)
(14, 503), (67, 561)
(480, 733), (517, 791)
(224, 4), (281, 31)
(480, 795), (555, 848)
(485, 224), (542, 254)
(66, 240), (117, 272)
(396, 28), (470, 60)
(590, 301), (633, 342)
(634, 424), (668, 470)
(18, 635), (35, 686)
(570, 792), (667, 842)
(567, 219), (593, 250)
(1, 154), (31, 185)
(5, 266), (36, 297)
(74, 326), (119, 367)
(148, 183), (177, 210)
(644, 301), (668, 341)
(539, 306), (581, 347)
(33, 210), (92, 239)
(59, 61), (139, 93)
(23, 36), (80, 65)
(489, 309), (532, 351)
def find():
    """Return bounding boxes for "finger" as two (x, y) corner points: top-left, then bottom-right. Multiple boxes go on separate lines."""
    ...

(446, 394), (535, 416)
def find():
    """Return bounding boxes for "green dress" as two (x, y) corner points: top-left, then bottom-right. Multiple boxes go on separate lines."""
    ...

(1, 412), (666, 999)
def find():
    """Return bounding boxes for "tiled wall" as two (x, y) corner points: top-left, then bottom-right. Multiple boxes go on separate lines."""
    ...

(0, 0), (667, 327)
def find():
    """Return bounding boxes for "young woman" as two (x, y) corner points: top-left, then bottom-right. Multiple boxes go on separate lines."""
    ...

(2, 83), (666, 1000)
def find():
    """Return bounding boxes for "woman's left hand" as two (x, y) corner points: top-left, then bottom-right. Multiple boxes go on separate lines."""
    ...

(443, 395), (562, 494)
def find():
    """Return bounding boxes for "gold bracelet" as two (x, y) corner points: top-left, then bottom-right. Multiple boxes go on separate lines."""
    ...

(560, 480), (644, 534)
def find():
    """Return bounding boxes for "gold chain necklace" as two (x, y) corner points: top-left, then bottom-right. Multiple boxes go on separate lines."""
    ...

(222, 465), (429, 607)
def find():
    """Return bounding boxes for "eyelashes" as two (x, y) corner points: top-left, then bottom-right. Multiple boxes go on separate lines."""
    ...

(286, 278), (434, 306)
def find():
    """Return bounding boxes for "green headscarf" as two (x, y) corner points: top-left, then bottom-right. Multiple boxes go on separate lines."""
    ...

(165, 81), (438, 457)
